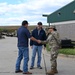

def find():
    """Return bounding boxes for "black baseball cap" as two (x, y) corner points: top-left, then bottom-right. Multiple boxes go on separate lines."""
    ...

(37, 22), (42, 25)
(22, 20), (28, 26)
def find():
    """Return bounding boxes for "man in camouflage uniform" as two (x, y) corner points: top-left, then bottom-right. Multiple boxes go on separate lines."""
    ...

(41, 25), (60, 75)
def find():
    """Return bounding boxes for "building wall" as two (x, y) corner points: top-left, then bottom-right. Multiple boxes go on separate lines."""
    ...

(55, 23), (75, 41)
(47, 1), (75, 23)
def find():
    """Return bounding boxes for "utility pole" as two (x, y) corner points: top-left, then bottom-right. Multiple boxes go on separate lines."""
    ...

(42, 14), (48, 26)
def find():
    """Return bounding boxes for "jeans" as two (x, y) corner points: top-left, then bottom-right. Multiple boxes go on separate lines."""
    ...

(15, 47), (29, 72)
(31, 45), (42, 67)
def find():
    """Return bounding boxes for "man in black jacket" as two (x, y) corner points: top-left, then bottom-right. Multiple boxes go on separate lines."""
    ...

(30, 22), (46, 69)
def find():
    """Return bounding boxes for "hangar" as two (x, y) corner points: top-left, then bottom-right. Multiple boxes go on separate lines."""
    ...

(43, 0), (75, 40)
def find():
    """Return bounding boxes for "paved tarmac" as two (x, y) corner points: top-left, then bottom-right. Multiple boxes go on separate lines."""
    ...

(0, 36), (75, 75)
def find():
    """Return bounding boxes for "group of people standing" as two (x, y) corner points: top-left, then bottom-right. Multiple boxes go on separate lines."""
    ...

(15, 20), (60, 75)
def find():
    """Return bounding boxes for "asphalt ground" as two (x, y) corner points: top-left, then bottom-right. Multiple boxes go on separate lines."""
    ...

(0, 36), (75, 75)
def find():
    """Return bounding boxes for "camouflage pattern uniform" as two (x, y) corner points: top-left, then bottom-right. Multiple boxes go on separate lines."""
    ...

(41, 26), (60, 75)
(48, 31), (59, 70)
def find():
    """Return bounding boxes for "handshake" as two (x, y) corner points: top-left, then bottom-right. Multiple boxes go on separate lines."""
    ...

(37, 40), (42, 44)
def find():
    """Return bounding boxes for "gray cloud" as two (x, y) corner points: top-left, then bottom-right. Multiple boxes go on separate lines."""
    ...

(0, 0), (73, 26)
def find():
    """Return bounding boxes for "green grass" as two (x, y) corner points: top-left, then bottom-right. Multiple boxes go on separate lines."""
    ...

(59, 48), (75, 55)
(46, 44), (75, 55)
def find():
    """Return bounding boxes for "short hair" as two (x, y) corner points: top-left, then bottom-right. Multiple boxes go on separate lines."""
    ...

(22, 20), (28, 26)
(53, 28), (57, 31)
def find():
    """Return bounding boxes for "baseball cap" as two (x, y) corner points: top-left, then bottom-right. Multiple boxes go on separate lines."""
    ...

(37, 22), (42, 25)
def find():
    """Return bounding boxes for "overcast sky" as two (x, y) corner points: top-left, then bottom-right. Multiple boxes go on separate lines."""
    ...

(0, 0), (73, 26)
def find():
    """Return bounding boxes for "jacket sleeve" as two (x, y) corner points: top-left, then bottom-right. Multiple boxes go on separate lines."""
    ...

(30, 40), (33, 46)
(41, 34), (52, 44)
(43, 31), (47, 47)
(30, 30), (34, 46)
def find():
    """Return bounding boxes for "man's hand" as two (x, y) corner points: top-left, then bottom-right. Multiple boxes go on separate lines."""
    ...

(37, 40), (41, 44)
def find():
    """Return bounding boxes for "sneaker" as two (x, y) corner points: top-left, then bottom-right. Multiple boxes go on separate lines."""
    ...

(23, 71), (32, 74)
(15, 70), (22, 73)
(37, 66), (42, 69)
(30, 66), (34, 69)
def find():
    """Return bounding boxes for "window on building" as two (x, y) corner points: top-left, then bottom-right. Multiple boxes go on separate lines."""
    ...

(58, 12), (61, 16)
(73, 10), (75, 14)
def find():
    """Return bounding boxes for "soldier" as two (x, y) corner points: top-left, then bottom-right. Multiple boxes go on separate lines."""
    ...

(40, 25), (60, 75)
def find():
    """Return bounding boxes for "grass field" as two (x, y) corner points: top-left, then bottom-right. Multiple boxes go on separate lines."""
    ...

(59, 48), (75, 55)
(0, 25), (47, 33)
(1, 26), (75, 55)
(46, 44), (75, 55)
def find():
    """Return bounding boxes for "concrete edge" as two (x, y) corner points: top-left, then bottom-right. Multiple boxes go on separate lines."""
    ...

(59, 54), (75, 58)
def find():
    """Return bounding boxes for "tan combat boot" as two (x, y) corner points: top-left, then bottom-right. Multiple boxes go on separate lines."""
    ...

(46, 69), (55, 75)
(53, 68), (58, 74)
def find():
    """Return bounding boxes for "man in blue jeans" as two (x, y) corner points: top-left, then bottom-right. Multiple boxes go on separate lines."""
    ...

(30, 22), (46, 69)
(15, 20), (40, 74)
